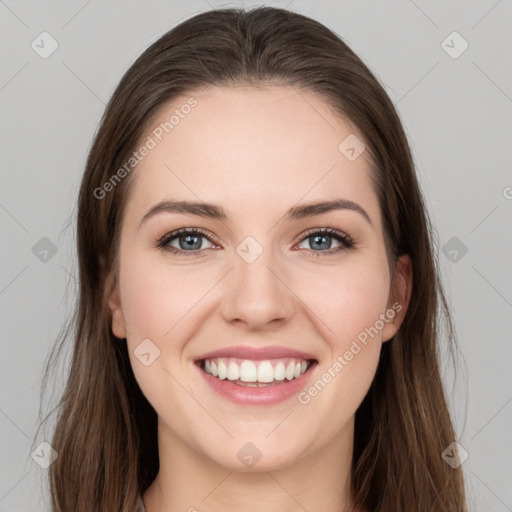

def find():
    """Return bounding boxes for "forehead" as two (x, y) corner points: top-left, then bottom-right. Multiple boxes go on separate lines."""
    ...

(125, 85), (379, 227)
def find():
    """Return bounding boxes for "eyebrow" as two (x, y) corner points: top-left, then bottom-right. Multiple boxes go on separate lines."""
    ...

(138, 198), (373, 230)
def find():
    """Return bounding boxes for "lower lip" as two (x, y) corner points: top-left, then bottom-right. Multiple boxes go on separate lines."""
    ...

(196, 361), (317, 406)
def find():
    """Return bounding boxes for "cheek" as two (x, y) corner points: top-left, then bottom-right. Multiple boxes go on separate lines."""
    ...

(117, 251), (211, 411)
(299, 258), (391, 350)
(118, 250), (214, 343)
(293, 262), (390, 432)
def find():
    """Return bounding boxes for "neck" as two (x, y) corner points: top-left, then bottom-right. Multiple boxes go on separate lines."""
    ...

(143, 417), (360, 512)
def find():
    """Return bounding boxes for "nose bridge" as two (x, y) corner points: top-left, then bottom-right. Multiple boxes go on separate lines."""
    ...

(221, 235), (294, 328)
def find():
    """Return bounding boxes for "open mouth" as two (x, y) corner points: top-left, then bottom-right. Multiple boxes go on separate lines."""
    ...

(196, 357), (318, 387)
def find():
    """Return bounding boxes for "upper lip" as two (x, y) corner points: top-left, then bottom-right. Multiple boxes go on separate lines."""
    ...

(194, 345), (317, 362)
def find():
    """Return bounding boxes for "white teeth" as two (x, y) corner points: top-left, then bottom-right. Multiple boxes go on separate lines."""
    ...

(201, 357), (312, 384)
(285, 362), (295, 380)
(257, 361), (274, 383)
(217, 361), (227, 380)
(227, 362), (240, 381)
(274, 362), (286, 381)
(240, 360), (257, 382)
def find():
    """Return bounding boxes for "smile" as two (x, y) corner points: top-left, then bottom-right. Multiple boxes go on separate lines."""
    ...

(201, 357), (312, 384)
(196, 357), (318, 405)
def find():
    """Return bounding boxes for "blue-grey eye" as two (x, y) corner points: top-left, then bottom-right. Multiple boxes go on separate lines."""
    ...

(168, 232), (214, 251)
(297, 231), (350, 251)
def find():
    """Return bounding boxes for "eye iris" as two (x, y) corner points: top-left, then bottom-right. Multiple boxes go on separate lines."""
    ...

(180, 234), (202, 250)
(310, 234), (331, 250)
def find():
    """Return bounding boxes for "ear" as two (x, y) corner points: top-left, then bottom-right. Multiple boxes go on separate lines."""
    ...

(104, 263), (127, 340)
(381, 254), (413, 343)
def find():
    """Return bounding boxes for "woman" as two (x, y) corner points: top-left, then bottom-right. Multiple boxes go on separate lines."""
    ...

(39, 6), (468, 511)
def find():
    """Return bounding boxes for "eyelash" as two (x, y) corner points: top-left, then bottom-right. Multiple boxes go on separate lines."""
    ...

(153, 227), (356, 258)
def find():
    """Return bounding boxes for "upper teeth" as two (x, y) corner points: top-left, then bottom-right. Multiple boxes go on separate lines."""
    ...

(203, 358), (310, 383)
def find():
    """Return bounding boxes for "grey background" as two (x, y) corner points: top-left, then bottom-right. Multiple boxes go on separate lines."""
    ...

(1, 0), (511, 510)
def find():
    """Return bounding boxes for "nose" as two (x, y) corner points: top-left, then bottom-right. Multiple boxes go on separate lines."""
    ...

(220, 245), (295, 331)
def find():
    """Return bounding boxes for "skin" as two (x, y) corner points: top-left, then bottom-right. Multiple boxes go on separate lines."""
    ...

(107, 85), (413, 512)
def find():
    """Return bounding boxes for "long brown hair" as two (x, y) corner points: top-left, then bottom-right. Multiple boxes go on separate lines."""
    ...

(37, 6), (468, 511)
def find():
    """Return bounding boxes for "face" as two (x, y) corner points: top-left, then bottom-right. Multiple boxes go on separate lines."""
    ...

(108, 85), (412, 472)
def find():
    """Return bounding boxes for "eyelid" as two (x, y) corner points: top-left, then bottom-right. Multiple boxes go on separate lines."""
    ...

(294, 227), (355, 255)
(154, 227), (219, 250)
(295, 226), (352, 245)
(155, 226), (356, 256)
